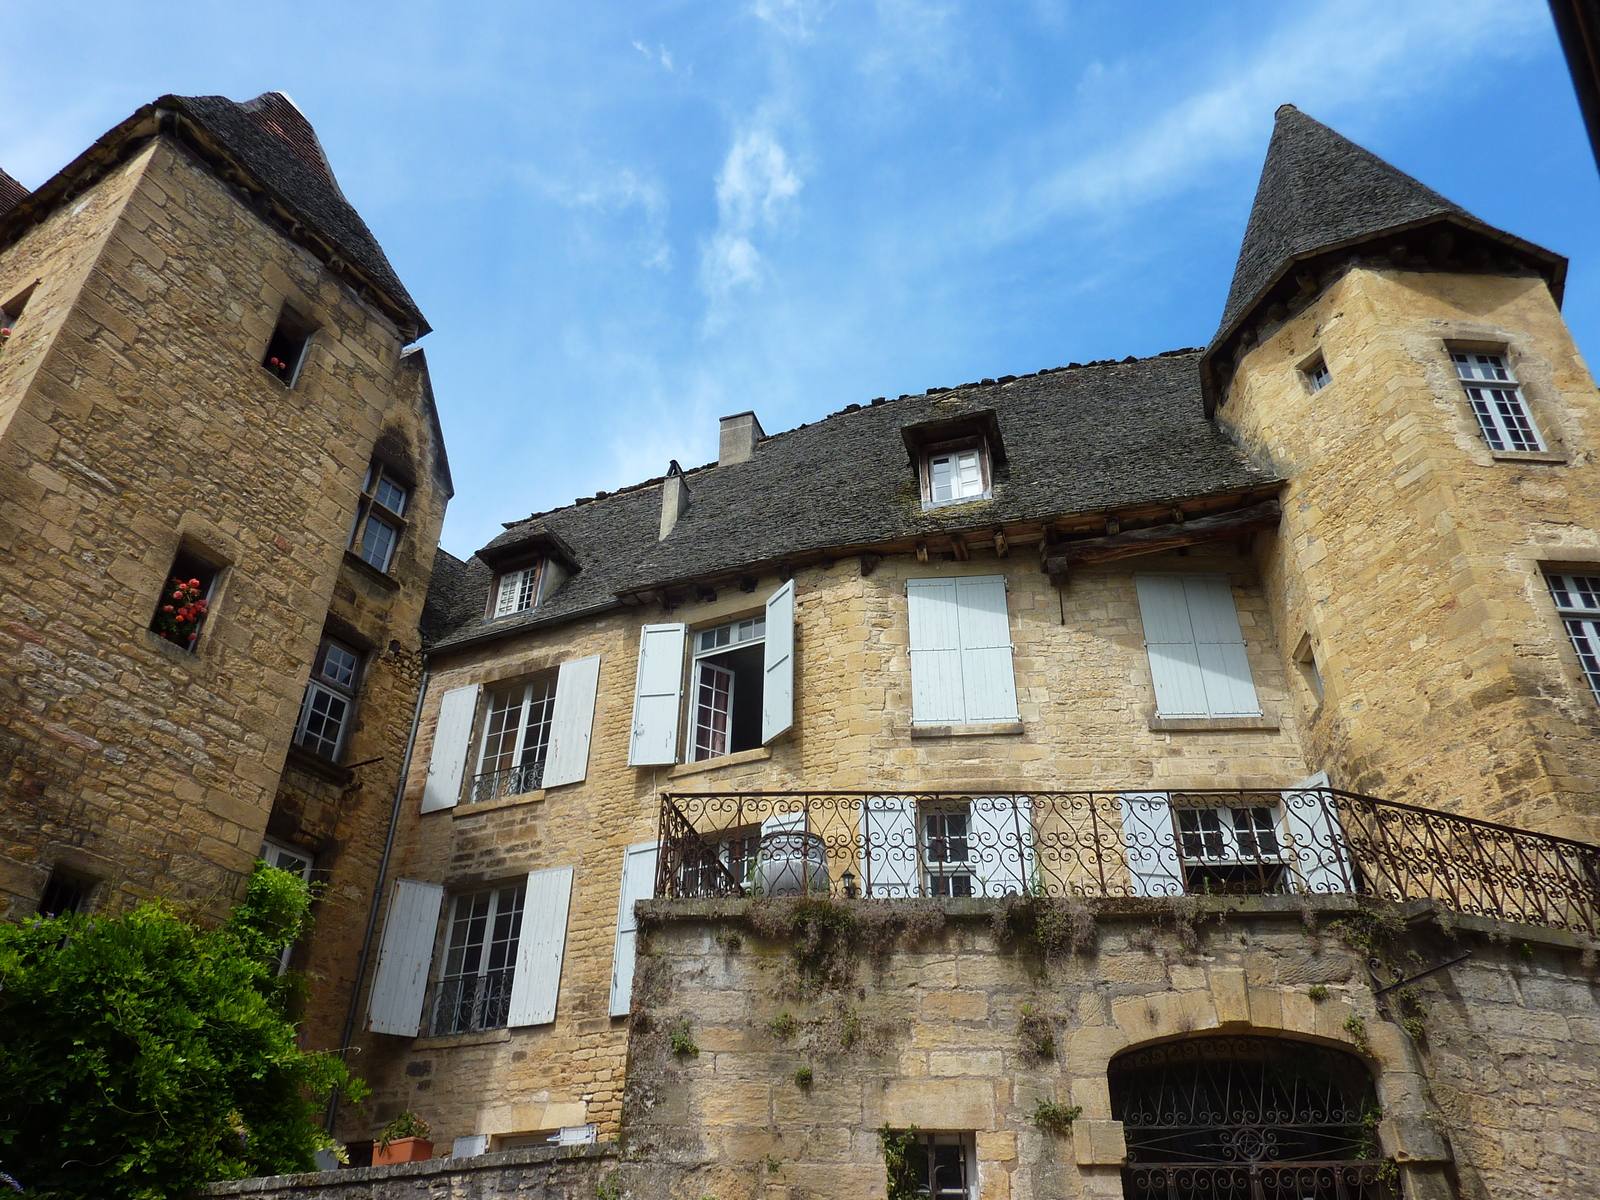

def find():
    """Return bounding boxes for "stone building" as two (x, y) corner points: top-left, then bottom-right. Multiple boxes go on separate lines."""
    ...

(308, 106), (1599, 1200)
(0, 92), (450, 1039)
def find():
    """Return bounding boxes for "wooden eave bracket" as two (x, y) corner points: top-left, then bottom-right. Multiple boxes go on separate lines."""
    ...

(1041, 498), (1282, 576)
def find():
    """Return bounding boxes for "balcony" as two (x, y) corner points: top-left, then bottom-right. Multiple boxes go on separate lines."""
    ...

(655, 787), (1600, 937)
(468, 760), (545, 805)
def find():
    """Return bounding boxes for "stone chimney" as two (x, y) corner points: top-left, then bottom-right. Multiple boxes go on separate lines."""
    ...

(718, 411), (765, 466)
(659, 460), (690, 540)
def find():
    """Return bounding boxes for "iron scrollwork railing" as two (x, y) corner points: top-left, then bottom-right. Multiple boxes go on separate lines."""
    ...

(469, 760), (545, 805)
(1124, 1161), (1390, 1200)
(654, 787), (1600, 936)
(427, 969), (515, 1036)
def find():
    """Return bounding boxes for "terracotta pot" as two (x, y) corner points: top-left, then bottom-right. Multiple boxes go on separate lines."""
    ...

(373, 1137), (434, 1165)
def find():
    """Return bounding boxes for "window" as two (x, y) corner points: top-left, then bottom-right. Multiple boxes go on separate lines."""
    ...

(1134, 574), (1261, 720)
(38, 867), (93, 917)
(922, 807), (974, 897)
(493, 564), (542, 618)
(1293, 633), (1323, 701)
(906, 575), (1019, 726)
(0, 282), (34, 354)
(1452, 350), (1545, 453)
(690, 616), (766, 761)
(261, 838), (314, 971)
(148, 547), (220, 651)
(349, 462), (410, 574)
(293, 636), (362, 760)
(262, 305), (316, 386)
(1175, 803), (1287, 894)
(1304, 357), (1331, 391)
(913, 1133), (977, 1199)
(921, 442), (991, 508)
(470, 675), (557, 801)
(1547, 572), (1600, 702)
(431, 883), (525, 1035)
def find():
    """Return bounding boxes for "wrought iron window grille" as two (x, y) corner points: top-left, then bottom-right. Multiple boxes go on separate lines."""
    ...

(470, 759), (546, 804)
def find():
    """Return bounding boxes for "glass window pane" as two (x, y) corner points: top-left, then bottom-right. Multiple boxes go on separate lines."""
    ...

(319, 640), (359, 689)
(359, 516), (399, 571)
(374, 476), (408, 515)
(693, 662), (734, 760)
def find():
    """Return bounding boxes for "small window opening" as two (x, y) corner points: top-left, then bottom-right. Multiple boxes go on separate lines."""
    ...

(493, 563), (543, 618)
(1304, 356), (1331, 392)
(38, 867), (94, 917)
(903, 1132), (976, 1199)
(348, 462), (411, 574)
(921, 440), (991, 508)
(149, 547), (220, 651)
(1452, 350), (1545, 453)
(471, 673), (558, 801)
(292, 636), (363, 760)
(430, 883), (526, 1035)
(262, 306), (316, 386)
(689, 616), (766, 761)
(260, 838), (314, 972)
(1293, 633), (1324, 701)
(0, 282), (34, 354)
(1546, 572), (1600, 704)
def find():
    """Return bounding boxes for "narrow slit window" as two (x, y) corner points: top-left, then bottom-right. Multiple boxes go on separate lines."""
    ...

(149, 548), (220, 652)
(1304, 357), (1331, 391)
(262, 306), (316, 386)
(1453, 351), (1545, 453)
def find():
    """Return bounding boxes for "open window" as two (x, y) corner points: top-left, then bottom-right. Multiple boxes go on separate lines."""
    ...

(1545, 571), (1600, 705)
(492, 562), (543, 618)
(0, 281), (35, 353)
(349, 462), (411, 574)
(149, 545), (221, 652)
(262, 305), (316, 386)
(689, 615), (766, 760)
(471, 673), (557, 801)
(38, 866), (95, 917)
(430, 882), (525, 1036)
(292, 635), (363, 760)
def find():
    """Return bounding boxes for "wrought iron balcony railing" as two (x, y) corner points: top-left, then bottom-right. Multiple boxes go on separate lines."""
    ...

(655, 788), (1600, 937)
(427, 969), (515, 1037)
(468, 760), (545, 805)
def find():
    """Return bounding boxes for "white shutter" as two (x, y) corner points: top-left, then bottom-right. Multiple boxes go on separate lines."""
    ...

(1184, 575), (1262, 717)
(422, 684), (480, 812)
(492, 570), (520, 618)
(608, 842), (659, 1017)
(1135, 575), (1209, 718)
(629, 623), (687, 765)
(863, 794), (919, 897)
(954, 576), (1018, 722)
(367, 879), (444, 1036)
(762, 580), (796, 744)
(507, 865), (574, 1027)
(968, 796), (1034, 896)
(908, 579), (966, 723)
(1117, 793), (1184, 897)
(543, 654), (601, 788)
(1279, 771), (1347, 895)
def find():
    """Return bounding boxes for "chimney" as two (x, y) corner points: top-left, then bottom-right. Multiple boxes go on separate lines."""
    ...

(659, 460), (690, 540)
(718, 411), (765, 466)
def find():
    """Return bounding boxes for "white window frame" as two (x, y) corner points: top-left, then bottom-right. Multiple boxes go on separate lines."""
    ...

(1174, 804), (1287, 866)
(686, 615), (766, 762)
(493, 564), (542, 618)
(1305, 357), (1331, 392)
(260, 837), (314, 973)
(1452, 350), (1546, 453)
(920, 439), (992, 509)
(914, 1132), (978, 1199)
(1547, 572), (1600, 703)
(293, 635), (362, 761)
(471, 675), (558, 800)
(349, 463), (411, 573)
(921, 805), (975, 897)
(430, 883), (526, 1036)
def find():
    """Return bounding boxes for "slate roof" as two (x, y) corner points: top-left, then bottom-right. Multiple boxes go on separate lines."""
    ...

(427, 349), (1281, 651)
(0, 168), (27, 220)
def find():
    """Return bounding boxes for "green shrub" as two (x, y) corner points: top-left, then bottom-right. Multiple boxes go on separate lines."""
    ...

(878, 1124), (920, 1200)
(378, 1111), (432, 1149)
(1032, 1099), (1082, 1133)
(792, 1065), (814, 1087)
(670, 1017), (700, 1057)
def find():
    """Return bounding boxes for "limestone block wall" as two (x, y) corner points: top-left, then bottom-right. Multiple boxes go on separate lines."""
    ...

(1218, 266), (1600, 841)
(344, 539), (1312, 1148)
(622, 896), (1600, 1200)
(0, 134), (430, 921)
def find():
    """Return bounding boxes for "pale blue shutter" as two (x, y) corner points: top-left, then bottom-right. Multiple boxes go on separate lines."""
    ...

(1117, 793), (1184, 897)
(862, 794), (919, 897)
(609, 843), (659, 1017)
(507, 866), (574, 1026)
(1184, 575), (1262, 717)
(968, 795), (1034, 896)
(954, 576), (1019, 722)
(629, 624), (687, 765)
(367, 879), (443, 1036)
(1135, 575), (1208, 718)
(543, 655), (601, 787)
(762, 580), (796, 744)
(1279, 771), (1347, 894)
(422, 684), (480, 812)
(908, 579), (964, 723)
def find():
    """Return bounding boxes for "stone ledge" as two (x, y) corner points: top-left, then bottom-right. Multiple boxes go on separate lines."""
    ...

(1490, 449), (1568, 464)
(410, 1026), (512, 1051)
(454, 788), (546, 817)
(909, 721), (1025, 739)
(670, 746), (772, 777)
(203, 1141), (618, 1194)
(1147, 715), (1279, 732)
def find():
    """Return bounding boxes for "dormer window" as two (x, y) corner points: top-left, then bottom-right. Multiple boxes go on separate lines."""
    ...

(901, 409), (1006, 512)
(925, 443), (989, 506)
(349, 462), (410, 574)
(493, 564), (542, 618)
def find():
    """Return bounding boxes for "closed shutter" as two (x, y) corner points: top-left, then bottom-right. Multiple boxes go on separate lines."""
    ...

(954, 576), (1019, 722)
(543, 655), (601, 788)
(1279, 771), (1347, 895)
(863, 794), (919, 898)
(908, 579), (965, 723)
(629, 624), (687, 765)
(1184, 575), (1262, 717)
(1135, 575), (1208, 718)
(762, 580), (796, 744)
(506, 866), (574, 1027)
(967, 795), (1034, 896)
(608, 842), (659, 1017)
(367, 879), (444, 1036)
(1117, 793), (1184, 897)
(421, 684), (480, 812)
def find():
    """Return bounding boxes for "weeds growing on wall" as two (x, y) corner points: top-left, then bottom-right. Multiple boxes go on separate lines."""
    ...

(745, 897), (945, 995)
(1017, 1004), (1056, 1061)
(1032, 1099), (1082, 1134)
(878, 1124), (920, 1200)
(669, 1017), (700, 1057)
(1329, 901), (1434, 1043)
(991, 895), (1097, 961)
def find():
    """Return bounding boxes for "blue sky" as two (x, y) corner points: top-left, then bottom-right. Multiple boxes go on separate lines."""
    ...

(4, 0), (1596, 557)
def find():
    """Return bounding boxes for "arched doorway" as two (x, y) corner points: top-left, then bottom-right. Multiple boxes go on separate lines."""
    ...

(1108, 1035), (1393, 1200)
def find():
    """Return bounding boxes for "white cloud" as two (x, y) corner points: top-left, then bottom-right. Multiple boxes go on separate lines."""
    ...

(631, 39), (675, 70)
(751, 0), (834, 42)
(514, 164), (673, 270)
(700, 128), (803, 303)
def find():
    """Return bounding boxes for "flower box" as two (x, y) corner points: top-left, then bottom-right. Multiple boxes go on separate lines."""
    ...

(373, 1136), (434, 1164)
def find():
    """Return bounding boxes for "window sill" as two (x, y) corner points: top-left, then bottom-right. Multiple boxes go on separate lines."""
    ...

(1490, 449), (1567, 464)
(1148, 715), (1279, 732)
(283, 743), (353, 786)
(342, 549), (401, 591)
(454, 789), (547, 817)
(410, 1026), (512, 1050)
(910, 721), (1024, 739)
(920, 494), (994, 512)
(670, 746), (773, 777)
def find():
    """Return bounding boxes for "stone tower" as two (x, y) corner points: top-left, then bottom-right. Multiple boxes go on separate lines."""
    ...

(1205, 105), (1600, 842)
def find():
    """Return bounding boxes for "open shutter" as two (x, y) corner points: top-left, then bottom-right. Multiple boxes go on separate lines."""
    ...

(367, 879), (443, 1036)
(422, 684), (480, 812)
(543, 655), (601, 788)
(908, 579), (965, 723)
(1184, 575), (1261, 717)
(609, 842), (659, 1017)
(1280, 771), (1347, 895)
(968, 795), (1034, 896)
(762, 580), (796, 744)
(507, 865), (574, 1027)
(1117, 793), (1184, 897)
(629, 624), (687, 765)
(954, 575), (1018, 722)
(1135, 575), (1209, 718)
(863, 794), (920, 897)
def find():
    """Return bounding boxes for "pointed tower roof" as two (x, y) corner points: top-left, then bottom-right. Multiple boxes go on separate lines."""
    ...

(1201, 106), (1565, 412)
